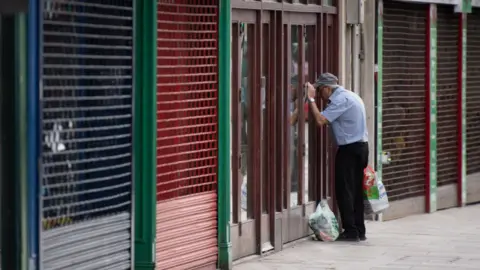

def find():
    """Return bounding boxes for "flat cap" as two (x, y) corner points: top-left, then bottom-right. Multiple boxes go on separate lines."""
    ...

(313, 72), (339, 88)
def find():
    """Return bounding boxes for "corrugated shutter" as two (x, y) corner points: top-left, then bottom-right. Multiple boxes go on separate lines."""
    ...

(40, 1), (133, 269)
(382, 1), (427, 201)
(156, 1), (218, 269)
(467, 9), (480, 177)
(436, 6), (459, 187)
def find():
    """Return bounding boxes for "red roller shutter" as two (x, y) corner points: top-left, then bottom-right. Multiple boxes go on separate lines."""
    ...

(156, 1), (219, 269)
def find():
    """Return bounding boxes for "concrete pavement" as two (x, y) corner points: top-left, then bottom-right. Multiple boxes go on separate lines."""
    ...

(233, 204), (480, 270)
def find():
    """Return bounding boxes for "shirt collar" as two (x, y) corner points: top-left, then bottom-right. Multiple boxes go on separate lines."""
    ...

(328, 86), (344, 102)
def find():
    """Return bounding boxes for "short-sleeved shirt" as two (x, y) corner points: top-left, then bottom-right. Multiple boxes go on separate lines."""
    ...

(321, 87), (368, 146)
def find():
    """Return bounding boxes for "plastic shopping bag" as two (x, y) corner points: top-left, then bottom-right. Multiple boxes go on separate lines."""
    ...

(308, 200), (339, 242)
(363, 166), (389, 214)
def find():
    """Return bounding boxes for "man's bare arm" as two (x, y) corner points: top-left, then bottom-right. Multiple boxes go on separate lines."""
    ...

(309, 101), (329, 127)
(305, 82), (329, 127)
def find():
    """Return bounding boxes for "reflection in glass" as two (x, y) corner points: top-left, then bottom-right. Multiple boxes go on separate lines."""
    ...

(290, 26), (299, 207)
(240, 24), (250, 221)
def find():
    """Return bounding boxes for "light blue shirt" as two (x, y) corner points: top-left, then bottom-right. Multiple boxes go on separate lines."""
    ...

(321, 87), (368, 146)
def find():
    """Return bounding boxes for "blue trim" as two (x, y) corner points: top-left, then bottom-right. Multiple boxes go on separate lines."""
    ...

(27, 0), (39, 267)
(37, 0), (44, 267)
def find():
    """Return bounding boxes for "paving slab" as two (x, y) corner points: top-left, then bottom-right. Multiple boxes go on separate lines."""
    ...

(233, 204), (480, 270)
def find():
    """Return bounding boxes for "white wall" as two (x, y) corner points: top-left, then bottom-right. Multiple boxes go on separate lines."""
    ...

(360, 0), (376, 167)
(338, 0), (346, 86)
(341, 0), (375, 166)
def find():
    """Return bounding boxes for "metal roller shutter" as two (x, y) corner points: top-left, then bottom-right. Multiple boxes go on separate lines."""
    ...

(382, 1), (427, 201)
(436, 6), (459, 187)
(40, 1), (133, 269)
(156, 1), (218, 269)
(467, 9), (480, 177)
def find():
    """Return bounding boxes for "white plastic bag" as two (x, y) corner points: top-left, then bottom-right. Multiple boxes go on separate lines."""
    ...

(363, 166), (389, 214)
(308, 200), (339, 242)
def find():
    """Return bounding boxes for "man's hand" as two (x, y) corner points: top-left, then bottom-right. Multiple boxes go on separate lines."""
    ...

(305, 82), (329, 127)
(306, 82), (316, 99)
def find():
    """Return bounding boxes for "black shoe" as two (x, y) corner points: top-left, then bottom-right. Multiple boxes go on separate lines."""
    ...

(336, 233), (359, 242)
(359, 235), (367, 241)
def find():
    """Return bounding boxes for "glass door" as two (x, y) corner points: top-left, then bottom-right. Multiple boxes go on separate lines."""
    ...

(230, 2), (340, 258)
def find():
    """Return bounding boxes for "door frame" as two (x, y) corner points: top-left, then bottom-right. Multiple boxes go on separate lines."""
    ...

(230, 4), (339, 260)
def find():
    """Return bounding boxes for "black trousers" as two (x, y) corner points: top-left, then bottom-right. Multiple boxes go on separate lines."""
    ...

(335, 141), (369, 237)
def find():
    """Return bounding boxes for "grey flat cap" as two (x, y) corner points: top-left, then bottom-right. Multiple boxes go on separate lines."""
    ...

(313, 72), (339, 88)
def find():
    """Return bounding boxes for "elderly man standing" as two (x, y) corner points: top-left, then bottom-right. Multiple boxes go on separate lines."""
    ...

(305, 73), (369, 242)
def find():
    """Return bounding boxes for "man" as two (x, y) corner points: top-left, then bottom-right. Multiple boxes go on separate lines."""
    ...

(305, 72), (369, 242)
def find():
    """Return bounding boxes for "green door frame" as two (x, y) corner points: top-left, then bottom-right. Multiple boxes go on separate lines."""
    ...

(218, 0), (232, 269)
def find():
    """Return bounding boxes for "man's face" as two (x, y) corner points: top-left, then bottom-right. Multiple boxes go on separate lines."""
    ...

(319, 86), (331, 102)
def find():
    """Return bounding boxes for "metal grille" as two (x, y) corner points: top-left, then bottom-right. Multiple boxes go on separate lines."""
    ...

(467, 8), (480, 175)
(156, 1), (218, 269)
(436, 6), (459, 187)
(382, 2), (427, 201)
(41, 1), (133, 269)
(156, 0), (218, 202)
